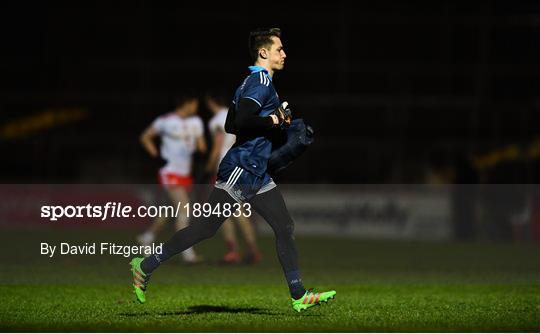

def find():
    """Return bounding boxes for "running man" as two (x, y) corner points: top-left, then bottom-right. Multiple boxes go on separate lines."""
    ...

(131, 28), (335, 312)
(137, 95), (206, 264)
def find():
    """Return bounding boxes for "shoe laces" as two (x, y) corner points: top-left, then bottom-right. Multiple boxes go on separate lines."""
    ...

(133, 268), (151, 290)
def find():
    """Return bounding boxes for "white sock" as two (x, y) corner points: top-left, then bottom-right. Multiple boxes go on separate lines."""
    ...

(138, 231), (155, 246)
(182, 247), (196, 261)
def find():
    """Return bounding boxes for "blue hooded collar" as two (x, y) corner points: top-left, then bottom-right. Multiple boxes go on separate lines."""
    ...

(248, 65), (272, 81)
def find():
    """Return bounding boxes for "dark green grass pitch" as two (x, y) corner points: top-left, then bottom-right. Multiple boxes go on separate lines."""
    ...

(0, 228), (539, 332)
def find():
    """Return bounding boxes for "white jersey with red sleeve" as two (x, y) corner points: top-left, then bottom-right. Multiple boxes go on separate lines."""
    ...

(208, 108), (236, 164)
(151, 112), (204, 176)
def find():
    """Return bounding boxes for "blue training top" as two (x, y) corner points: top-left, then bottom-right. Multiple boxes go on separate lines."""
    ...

(223, 65), (281, 177)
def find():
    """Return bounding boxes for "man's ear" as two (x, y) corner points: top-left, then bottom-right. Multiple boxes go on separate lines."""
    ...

(259, 48), (268, 59)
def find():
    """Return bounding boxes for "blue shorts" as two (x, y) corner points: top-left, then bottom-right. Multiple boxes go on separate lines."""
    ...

(215, 160), (275, 202)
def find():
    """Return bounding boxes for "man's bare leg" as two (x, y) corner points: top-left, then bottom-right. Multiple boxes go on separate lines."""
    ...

(235, 215), (262, 264)
(220, 219), (241, 264)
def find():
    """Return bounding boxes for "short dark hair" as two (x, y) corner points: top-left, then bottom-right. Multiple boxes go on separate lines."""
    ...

(205, 91), (229, 107)
(248, 28), (281, 62)
(175, 95), (197, 108)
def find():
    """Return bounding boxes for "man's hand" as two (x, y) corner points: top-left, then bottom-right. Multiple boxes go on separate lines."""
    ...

(273, 101), (292, 128)
(140, 126), (160, 158)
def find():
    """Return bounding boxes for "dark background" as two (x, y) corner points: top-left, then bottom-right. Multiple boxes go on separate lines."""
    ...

(2, 1), (540, 184)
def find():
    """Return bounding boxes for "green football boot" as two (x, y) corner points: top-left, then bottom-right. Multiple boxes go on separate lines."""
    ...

(292, 289), (336, 312)
(130, 257), (150, 304)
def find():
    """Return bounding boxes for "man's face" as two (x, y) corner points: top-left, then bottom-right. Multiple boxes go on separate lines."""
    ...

(262, 36), (286, 71)
(189, 100), (199, 115)
(206, 98), (219, 114)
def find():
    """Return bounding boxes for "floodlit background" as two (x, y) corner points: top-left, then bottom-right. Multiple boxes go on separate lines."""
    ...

(3, 2), (540, 185)
(2, 1), (540, 241)
(0, 2), (539, 332)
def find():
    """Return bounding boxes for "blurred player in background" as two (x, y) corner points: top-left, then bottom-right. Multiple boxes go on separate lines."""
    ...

(206, 94), (262, 265)
(138, 95), (207, 264)
(131, 28), (335, 312)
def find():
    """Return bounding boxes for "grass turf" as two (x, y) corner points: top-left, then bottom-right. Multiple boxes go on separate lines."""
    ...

(0, 228), (539, 332)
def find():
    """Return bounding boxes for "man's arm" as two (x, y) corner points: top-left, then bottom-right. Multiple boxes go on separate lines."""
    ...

(196, 135), (207, 154)
(205, 130), (225, 173)
(140, 126), (159, 158)
(235, 98), (279, 132)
